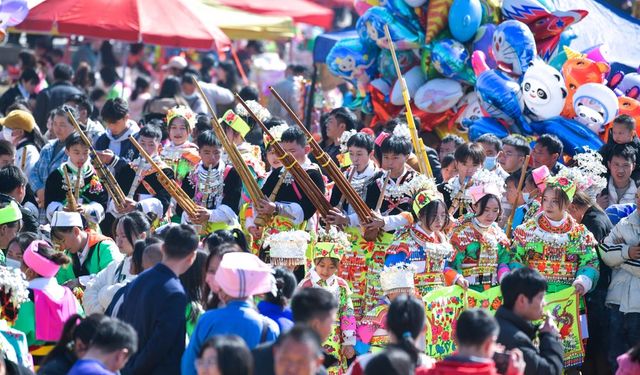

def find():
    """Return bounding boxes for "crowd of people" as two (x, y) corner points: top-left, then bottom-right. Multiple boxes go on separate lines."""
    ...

(0, 37), (638, 375)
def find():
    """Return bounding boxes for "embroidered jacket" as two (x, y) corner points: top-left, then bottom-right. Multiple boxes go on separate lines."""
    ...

(385, 225), (458, 297)
(362, 167), (417, 232)
(511, 213), (599, 293)
(44, 162), (107, 224)
(160, 141), (200, 183)
(449, 215), (511, 290)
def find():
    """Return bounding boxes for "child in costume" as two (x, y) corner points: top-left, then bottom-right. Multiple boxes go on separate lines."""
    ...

(298, 226), (357, 375)
(13, 240), (82, 368)
(225, 101), (267, 181)
(44, 133), (108, 226)
(511, 176), (599, 295)
(254, 127), (325, 264)
(111, 125), (174, 229)
(438, 142), (486, 218)
(449, 182), (511, 292)
(357, 130), (418, 311)
(355, 263), (416, 355)
(160, 105), (201, 183)
(50, 211), (121, 290)
(327, 132), (378, 319)
(385, 176), (462, 297)
(181, 130), (242, 236)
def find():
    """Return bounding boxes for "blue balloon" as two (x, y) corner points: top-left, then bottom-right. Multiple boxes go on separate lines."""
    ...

(492, 20), (537, 76)
(326, 38), (379, 84)
(449, 0), (483, 43)
(431, 39), (476, 85)
(465, 117), (509, 140)
(356, 7), (423, 50)
(529, 116), (604, 156)
(383, 0), (422, 31)
(475, 68), (531, 134)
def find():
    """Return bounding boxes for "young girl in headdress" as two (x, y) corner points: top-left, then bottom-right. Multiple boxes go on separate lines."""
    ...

(298, 227), (356, 375)
(449, 181), (511, 292)
(385, 176), (462, 297)
(161, 105), (200, 183)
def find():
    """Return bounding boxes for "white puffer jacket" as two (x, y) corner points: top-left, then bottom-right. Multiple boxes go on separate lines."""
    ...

(82, 256), (135, 314)
(600, 210), (640, 313)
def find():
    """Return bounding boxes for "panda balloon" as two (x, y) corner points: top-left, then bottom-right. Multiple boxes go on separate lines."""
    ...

(521, 60), (567, 121)
(573, 83), (619, 134)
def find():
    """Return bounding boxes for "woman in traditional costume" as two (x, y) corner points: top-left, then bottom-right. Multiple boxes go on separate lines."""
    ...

(160, 105), (201, 183)
(449, 182), (511, 292)
(385, 176), (462, 297)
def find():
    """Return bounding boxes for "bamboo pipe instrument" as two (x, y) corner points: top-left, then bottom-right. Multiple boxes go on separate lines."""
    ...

(191, 78), (270, 227)
(65, 109), (127, 211)
(235, 94), (331, 218)
(269, 87), (373, 223)
(63, 167), (79, 212)
(128, 136), (198, 218)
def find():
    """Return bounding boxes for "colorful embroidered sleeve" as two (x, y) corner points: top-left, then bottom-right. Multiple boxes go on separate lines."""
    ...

(384, 228), (411, 266)
(576, 229), (600, 291)
(339, 281), (357, 346)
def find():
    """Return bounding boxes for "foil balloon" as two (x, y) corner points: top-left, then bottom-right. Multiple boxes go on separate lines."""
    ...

(466, 117), (510, 140)
(455, 92), (486, 127)
(572, 83), (619, 135)
(431, 39), (476, 85)
(501, 0), (555, 22)
(425, 0), (454, 44)
(560, 57), (610, 118)
(583, 44), (610, 64)
(414, 78), (464, 113)
(521, 60), (567, 121)
(354, 0), (380, 16)
(532, 10), (587, 61)
(383, 0), (421, 30)
(472, 24), (497, 69)
(448, 0), (483, 43)
(390, 66), (426, 105)
(405, 0), (428, 6)
(472, 51), (531, 134)
(0, 0), (29, 27)
(356, 6), (423, 50)
(529, 117), (603, 155)
(618, 73), (640, 99)
(326, 38), (379, 96)
(378, 49), (420, 82)
(491, 20), (537, 76)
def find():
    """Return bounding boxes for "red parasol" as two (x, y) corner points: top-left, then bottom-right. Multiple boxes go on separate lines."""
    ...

(216, 0), (334, 29)
(16, 0), (231, 50)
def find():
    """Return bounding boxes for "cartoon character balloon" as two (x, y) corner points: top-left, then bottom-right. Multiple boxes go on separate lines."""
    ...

(378, 49), (420, 83)
(472, 51), (531, 134)
(521, 60), (567, 121)
(414, 78), (464, 113)
(390, 66), (426, 105)
(573, 83), (619, 134)
(472, 24), (497, 69)
(491, 20), (537, 76)
(618, 73), (640, 99)
(560, 57), (610, 118)
(357, 6), (423, 50)
(431, 39), (476, 85)
(326, 38), (379, 96)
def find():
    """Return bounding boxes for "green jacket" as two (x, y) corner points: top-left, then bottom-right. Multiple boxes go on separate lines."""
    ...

(56, 233), (121, 285)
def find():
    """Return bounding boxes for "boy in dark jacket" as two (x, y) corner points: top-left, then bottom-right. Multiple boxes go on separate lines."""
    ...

(600, 114), (640, 180)
(496, 268), (564, 375)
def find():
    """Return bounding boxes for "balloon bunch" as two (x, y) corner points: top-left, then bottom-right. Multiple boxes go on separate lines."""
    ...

(325, 0), (635, 156)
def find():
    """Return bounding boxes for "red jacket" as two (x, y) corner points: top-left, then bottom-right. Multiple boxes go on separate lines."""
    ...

(418, 359), (499, 375)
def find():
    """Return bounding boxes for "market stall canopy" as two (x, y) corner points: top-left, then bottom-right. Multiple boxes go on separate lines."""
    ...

(202, 1), (295, 40)
(15, 0), (231, 50)
(215, 0), (334, 29)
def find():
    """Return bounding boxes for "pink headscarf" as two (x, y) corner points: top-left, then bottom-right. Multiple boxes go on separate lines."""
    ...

(23, 240), (60, 278)
(532, 165), (550, 192)
(214, 253), (276, 299)
(469, 183), (502, 204)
